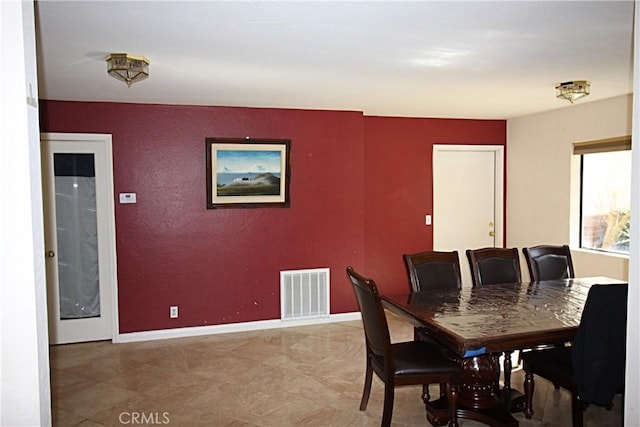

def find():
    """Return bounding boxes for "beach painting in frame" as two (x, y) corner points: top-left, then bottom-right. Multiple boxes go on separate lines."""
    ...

(206, 138), (291, 208)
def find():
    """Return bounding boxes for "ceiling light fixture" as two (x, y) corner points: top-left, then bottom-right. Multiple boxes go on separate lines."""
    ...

(105, 53), (150, 87)
(555, 80), (590, 103)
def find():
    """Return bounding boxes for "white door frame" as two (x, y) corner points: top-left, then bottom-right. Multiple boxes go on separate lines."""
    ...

(433, 144), (505, 247)
(41, 132), (119, 343)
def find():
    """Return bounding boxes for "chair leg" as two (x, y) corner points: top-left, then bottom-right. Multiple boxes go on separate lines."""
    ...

(360, 357), (373, 411)
(491, 353), (501, 393)
(571, 394), (584, 427)
(421, 384), (431, 403)
(381, 382), (394, 427)
(447, 381), (459, 427)
(421, 382), (448, 404)
(523, 369), (535, 419)
(503, 351), (513, 390)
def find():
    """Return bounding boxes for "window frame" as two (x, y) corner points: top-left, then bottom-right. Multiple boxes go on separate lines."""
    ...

(574, 135), (632, 255)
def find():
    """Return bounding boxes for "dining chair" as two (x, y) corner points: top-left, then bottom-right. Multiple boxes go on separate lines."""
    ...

(346, 266), (463, 427)
(403, 249), (462, 343)
(403, 250), (462, 292)
(465, 247), (521, 391)
(403, 250), (462, 401)
(521, 244), (576, 370)
(522, 244), (575, 282)
(465, 247), (522, 287)
(522, 283), (628, 427)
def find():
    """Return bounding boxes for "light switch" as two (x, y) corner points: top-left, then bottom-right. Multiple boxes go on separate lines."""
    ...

(119, 193), (137, 204)
(425, 214), (432, 226)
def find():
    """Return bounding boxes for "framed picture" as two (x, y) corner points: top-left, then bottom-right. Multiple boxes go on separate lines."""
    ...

(206, 137), (291, 209)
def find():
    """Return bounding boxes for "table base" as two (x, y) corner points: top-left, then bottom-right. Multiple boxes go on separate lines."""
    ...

(425, 388), (524, 427)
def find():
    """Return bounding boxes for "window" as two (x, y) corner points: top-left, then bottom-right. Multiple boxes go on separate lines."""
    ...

(575, 136), (631, 254)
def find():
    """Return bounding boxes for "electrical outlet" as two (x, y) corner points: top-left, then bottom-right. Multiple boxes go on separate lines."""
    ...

(170, 306), (178, 318)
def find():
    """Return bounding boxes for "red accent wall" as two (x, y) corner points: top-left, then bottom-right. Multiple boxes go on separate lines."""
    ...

(363, 116), (506, 295)
(39, 100), (505, 333)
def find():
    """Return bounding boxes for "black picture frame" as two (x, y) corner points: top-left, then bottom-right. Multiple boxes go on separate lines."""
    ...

(206, 137), (291, 209)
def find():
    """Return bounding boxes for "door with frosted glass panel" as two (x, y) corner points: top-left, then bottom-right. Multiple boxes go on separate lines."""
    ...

(41, 134), (117, 344)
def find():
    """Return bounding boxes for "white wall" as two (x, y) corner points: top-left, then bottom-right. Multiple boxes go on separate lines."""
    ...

(507, 92), (638, 423)
(0, 1), (51, 425)
(506, 94), (632, 281)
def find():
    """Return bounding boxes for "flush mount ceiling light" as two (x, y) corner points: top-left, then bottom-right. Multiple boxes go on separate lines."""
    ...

(555, 80), (590, 103)
(105, 53), (150, 87)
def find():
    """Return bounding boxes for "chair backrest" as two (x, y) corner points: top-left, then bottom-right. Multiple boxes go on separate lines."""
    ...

(466, 247), (521, 286)
(403, 250), (462, 292)
(346, 266), (391, 359)
(523, 244), (575, 282)
(572, 283), (628, 405)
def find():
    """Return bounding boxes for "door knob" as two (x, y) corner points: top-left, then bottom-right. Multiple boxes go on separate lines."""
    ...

(46, 250), (55, 258)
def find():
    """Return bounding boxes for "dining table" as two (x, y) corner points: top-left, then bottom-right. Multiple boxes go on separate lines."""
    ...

(381, 276), (626, 427)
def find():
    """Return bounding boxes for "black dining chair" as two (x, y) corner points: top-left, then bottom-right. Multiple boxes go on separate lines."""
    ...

(523, 244), (575, 282)
(346, 266), (463, 427)
(403, 250), (462, 401)
(465, 247), (522, 287)
(403, 249), (462, 343)
(465, 247), (521, 391)
(521, 244), (576, 370)
(403, 250), (463, 292)
(522, 283), (628, 427)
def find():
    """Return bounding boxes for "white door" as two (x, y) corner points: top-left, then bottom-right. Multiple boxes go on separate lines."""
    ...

(433, 145), (504, 286)
(41, 133), (118, 344)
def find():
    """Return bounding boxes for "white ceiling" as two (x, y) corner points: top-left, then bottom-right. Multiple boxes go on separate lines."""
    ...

(35, 1), (635, 119)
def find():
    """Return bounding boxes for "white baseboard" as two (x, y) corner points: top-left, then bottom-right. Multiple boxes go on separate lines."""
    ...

(115, 312), (361, 343)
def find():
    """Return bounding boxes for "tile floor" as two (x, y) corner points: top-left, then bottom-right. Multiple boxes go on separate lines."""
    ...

(50, 314), (623, 426)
